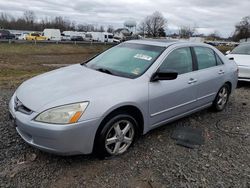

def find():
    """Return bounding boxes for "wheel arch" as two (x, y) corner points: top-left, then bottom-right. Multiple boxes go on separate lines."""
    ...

(93, 105), (145, 150)
(225, 81), (232, 94)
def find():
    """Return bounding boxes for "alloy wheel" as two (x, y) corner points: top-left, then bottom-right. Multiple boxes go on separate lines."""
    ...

(105, 120), (135, 155)
(217, 87), (229, 110)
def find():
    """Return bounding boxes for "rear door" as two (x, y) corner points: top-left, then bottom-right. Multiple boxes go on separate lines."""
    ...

(149, 47), (198, 127)
(192, 46), (225, 106)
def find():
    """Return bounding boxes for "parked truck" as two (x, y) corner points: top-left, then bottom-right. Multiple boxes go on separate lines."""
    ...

(43, 29), (61, 41)
(87, 32), (113, 42)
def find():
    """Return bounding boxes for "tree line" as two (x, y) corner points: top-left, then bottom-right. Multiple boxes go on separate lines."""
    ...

(0, 10), (249, 41)
(0, 11), (109, 32)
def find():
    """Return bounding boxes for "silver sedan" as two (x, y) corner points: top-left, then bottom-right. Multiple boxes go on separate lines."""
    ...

(9, 40), (238, 157)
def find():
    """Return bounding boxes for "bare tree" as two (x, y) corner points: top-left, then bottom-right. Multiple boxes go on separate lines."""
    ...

(107, 25), (114, 33)
(23, 11), (35, 23)
(179, 26), (195, 38)
(233, 16), (250, 41)
(139, 11), (167, 37)
(207, 30), (221, 40)
(99, 25), (105, 32)
(23, 11), (36, 30)
(0, 13), (19, 29)
(77, 24), (86, 31)
(138, 21), (146, 37)
(94, 25), (105, 32)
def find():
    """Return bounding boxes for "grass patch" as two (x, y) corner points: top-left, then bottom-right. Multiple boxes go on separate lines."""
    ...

(0, 43), (111, 88)
(216, 46), (234, 54)
(0, 43), (112, 55)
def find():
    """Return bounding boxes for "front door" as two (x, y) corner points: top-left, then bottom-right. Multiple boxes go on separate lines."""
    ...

(149, 47), (198, 127)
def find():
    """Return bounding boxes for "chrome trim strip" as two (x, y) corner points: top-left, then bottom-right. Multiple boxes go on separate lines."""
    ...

(152, 103), (212, 128)
(151, 99), (196, 117)
(238, 65), (250, 68)
(197, 92), (216, 101)
(150, 92), (215, 117)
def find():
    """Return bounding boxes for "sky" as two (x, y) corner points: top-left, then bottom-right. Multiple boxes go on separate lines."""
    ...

(0, 0), (250, 37)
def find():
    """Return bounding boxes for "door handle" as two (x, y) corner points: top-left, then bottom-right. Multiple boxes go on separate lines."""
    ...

(218, 70), (225, 75)
(188, 78), (197, 84)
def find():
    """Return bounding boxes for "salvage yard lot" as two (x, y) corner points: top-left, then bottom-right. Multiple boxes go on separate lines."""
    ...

(0, 43), (249, 187)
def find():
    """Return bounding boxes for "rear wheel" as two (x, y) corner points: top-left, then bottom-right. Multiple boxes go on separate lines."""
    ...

(95, 114), (138, 157)
(212, 84), (230, 111)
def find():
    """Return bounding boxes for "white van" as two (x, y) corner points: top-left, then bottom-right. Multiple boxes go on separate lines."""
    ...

(87, 32), (113, 42)
(104, 32), (114, 43)
(43, 29), (61, 41)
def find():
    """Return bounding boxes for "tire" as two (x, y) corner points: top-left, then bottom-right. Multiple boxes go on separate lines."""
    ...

(95, 113), (139, 158)
(212, 84), (230, 111)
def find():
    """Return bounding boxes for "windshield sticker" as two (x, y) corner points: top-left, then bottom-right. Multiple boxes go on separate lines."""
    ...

(134, 54), (152, 61)
(131, 68), (141, 75)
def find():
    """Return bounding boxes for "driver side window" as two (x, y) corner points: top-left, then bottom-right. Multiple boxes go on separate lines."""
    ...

(159, 47), (193, 74)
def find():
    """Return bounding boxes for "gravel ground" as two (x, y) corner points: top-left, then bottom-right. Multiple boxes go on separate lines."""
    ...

(0, 83), (250, 188)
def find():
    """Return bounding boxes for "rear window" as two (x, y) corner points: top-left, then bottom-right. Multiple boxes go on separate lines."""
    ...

(31, 33), (40, 37)
(194, 47), (217, 70)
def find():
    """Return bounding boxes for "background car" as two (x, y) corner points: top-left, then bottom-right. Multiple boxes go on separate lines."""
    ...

(226, 42), (250, 81)
(71, 36), (84, 41)
(0, 30), (15, 39)
(25, 33), (47, 41)
(9, 40), (238, 157)
(61, 33), (71, 41)
(17, 33), (29, 40)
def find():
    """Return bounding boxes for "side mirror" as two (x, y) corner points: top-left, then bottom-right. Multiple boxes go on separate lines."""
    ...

(225, 50), (231, 55)
(150, 71), (178, 82)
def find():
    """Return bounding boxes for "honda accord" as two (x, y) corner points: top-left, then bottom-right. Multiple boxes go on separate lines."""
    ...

(9, 40), (238, 157)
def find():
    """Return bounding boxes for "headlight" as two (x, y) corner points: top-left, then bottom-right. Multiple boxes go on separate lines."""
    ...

(34, 102), (89, 124)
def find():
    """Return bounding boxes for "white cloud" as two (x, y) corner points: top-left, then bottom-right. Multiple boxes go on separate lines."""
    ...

(0, 0), (249, 37)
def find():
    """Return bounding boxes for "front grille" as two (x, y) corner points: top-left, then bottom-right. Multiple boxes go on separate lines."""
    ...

(14, 97), (33, 115)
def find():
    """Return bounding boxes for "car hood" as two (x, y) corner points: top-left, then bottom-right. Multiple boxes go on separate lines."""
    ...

(16, 64), (129, 112)
(226, 54), (250, 66)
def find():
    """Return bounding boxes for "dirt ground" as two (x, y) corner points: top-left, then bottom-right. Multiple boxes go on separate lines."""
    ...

(0, 44), (249, 188)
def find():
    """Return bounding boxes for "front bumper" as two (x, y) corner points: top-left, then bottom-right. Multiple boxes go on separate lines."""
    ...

(238, 65), (250, 82)
(9, 94), (101, 155)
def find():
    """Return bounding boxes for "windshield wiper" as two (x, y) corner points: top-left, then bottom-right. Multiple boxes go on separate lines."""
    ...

(96, 68), (114, 75)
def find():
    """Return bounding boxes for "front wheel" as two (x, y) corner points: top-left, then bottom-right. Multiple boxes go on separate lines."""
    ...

(95, 114), (138, 157)
(212, 84), (230, 111)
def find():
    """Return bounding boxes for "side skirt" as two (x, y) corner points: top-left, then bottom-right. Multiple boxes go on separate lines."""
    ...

(150, 103), (212, 131)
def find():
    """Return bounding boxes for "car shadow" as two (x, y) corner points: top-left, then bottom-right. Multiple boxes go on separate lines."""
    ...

(237, 81), (250, 88)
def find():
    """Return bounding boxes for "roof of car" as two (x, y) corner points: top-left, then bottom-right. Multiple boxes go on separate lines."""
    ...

(125, 39), (214, 48)
(125, 39), (177, 47)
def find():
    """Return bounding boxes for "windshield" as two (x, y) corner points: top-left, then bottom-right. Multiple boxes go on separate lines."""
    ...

(231, 43), (250, 55)
(85, 43), (165, 78)
(31, 33), (40, 37)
